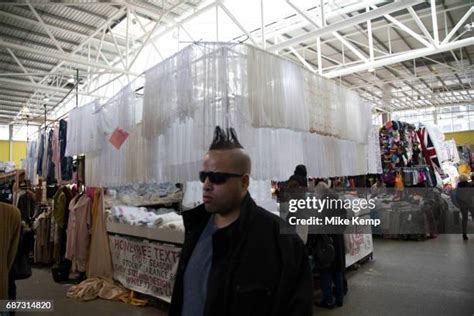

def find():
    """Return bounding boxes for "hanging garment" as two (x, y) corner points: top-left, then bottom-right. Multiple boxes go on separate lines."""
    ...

(52, 188), (66, 263)
(37, 132), (45, 176)
(66, 101), (103, 156)
(59, 119), (73, 181)
(42, 130), (49, 179)
(65, 194), (92, 273)
(87, 189), (113, 279)
(16, 190), (35, 226)
(26, 141), (38, 184)
(33, 211), (53, 264)
(52, 127), (61, 183)
(47, 129), (56, 183)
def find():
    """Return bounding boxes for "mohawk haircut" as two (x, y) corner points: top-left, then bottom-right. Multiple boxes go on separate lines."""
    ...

(209, 126), (244, 150)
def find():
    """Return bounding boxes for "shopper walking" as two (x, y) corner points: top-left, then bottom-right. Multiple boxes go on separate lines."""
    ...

(0, 202), (21, 300)
(308, 188), (347, 309)
(170, 126), (313, 316)
(456, 174), (474, 240)
(293, 164), (308, 187)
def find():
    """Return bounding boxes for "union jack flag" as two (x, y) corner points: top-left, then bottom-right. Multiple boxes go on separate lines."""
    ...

(416, 127), (441, 169)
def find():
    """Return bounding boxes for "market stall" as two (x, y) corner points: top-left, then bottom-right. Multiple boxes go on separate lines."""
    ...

(23, 42), (380, 302)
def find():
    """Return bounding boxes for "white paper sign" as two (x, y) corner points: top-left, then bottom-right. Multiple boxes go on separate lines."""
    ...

(109, 235), (181, 302)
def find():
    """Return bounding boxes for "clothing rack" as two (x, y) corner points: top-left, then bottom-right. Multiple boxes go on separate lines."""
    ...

(397, 166), (431, 171)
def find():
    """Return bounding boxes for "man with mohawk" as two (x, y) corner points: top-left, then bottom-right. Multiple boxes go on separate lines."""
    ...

(170, 126), (312, 316)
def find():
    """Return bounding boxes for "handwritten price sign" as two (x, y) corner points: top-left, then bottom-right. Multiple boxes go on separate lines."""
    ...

(109, 235), (181, 302)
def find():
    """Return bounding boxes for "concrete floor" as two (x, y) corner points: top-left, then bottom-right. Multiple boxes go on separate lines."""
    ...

(14, 234), (474, 316)
(315, 234), (474, 316)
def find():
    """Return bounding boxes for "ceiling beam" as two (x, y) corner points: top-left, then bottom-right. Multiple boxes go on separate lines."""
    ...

(13, 5), (131, 47)
(0, 52), (72, 70)
(6, 48), (36, 84)
(285, 0), (369, 62)
(325, 37), (474, 78)
(280, 3), (471, 60)
(0, 1), (124, 7)
(0, 78), (96, 96)
(0, 39), (139, 76)
(443, 2), (473, 66)
(0, 33), (116, 68)
(132, 0), (180, 20)
(268, 0), (423, 52)
(349, 66), (474, 89)
(0, 94), (61, 106)
(0, 20), (120, 57)
(0, 98), (53, 108)
(0, 10), (127, 52)
(26, 0), (65, 53)
(0, 105), (44, 114)
(322, 9), (427, 109)
(67, 4), (111, 21)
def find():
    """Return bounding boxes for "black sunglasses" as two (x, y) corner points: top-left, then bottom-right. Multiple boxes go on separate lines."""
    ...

(199, 171), (244, 184)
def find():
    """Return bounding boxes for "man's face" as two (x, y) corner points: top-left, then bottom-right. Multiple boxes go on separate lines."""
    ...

(201, 150), (248, 214)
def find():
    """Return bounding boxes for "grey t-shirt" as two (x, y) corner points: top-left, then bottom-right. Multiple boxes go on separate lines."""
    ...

(182, 216), (217, 316)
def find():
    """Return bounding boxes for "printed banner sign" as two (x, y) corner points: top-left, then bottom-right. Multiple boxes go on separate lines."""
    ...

(109, 235), (181, 302)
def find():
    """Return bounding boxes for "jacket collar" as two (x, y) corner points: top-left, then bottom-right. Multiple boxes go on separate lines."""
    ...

(182, 192), (256, 234)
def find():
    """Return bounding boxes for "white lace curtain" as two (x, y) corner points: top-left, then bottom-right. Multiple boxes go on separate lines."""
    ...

(366, 125), (383, 174)
(64, 42), (377, 187)
(142, 42), (371, 144)
(84, 114), (380, 186)
(65, 100), (102, 156)
(66, 84), (141, 158)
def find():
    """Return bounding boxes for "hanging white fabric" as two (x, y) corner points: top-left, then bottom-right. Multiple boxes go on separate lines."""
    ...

(71, 42), (377, 187)
(65, 100), (102, 156)
(142, 42), (371, 144)
(366, 125), (383, 174)
(85, 114), (375, 186)
(25, 140), (38, 185)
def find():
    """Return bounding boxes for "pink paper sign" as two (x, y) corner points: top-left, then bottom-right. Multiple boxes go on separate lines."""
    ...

(109, 128), (129, 150)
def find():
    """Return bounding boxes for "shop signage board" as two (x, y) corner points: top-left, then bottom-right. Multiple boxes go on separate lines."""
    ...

(109, 234), (181, 302)
(345, 233), (373, 267)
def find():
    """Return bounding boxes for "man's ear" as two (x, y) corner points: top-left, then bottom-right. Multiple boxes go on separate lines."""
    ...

(242, 174), (250, 190)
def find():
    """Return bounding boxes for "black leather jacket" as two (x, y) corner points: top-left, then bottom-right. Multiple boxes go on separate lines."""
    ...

(169, 193), (313, 316)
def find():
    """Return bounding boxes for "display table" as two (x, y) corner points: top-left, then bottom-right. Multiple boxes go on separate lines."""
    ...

(107, 222), (184, 244)
(106, 208), (374, 301)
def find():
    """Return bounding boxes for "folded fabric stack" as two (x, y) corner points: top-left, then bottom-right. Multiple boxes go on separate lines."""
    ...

(109, 206), (181, 228)
(104, 183), (182, 207)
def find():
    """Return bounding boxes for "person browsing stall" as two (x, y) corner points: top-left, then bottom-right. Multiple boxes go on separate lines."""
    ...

(169, 126), (313, 316)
